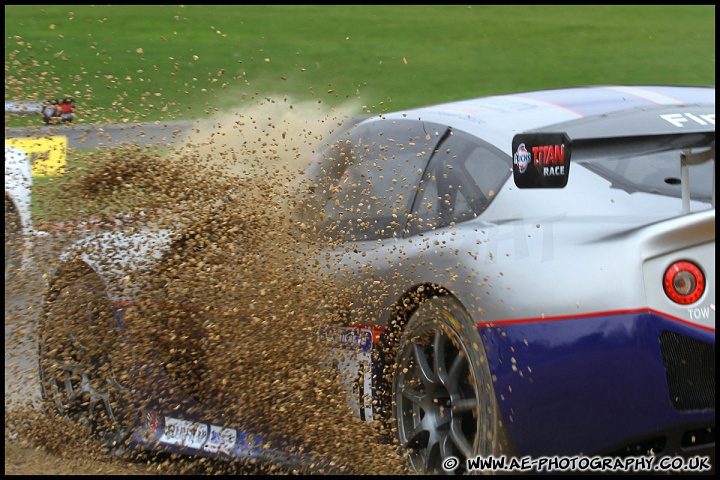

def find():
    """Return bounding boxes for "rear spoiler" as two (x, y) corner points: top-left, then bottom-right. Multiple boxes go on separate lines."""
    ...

(511, 104), (715, 212)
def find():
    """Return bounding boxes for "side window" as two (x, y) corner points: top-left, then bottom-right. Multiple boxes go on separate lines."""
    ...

(319, 119), (445, 242)
(407, 128), (511, 235)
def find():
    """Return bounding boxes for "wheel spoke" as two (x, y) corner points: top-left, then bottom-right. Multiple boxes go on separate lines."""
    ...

(412, 342), (435, 386)
(87, 393), (100, 418)
(422, 436), (442, 475)
(401, 385), (425, 407)
(403, 419), (426, 448)
(446, 349), (467, 389)
(438, 434), (456, 467)
(450, 418), (474, 458)
(102, 395), (118, 424)
(63, 372), (82, 404)
(432, 329), (451, 385)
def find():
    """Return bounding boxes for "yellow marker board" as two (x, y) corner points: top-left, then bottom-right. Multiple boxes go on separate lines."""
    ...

(5, 136), (67, 177)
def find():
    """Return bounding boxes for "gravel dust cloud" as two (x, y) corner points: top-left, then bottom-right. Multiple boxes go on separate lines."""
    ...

(5, 97), (408, 474)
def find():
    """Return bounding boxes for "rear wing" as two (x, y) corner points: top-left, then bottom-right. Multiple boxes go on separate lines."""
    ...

(512, 104), (715, 212)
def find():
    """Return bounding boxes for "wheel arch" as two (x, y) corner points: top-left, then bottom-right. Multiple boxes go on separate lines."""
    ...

(53, 228), (178, 302)
(46, 259), (107, 299)
(373, 283), (455, 427)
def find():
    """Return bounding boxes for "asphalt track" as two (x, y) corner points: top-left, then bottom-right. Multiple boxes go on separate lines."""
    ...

(5, 241), (50, 411)
(6, 120), (196, 150)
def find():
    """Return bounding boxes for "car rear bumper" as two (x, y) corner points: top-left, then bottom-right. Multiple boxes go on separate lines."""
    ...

(481, 309), (714, 459)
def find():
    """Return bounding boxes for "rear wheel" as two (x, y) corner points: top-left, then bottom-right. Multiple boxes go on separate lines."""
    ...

(392, 295), (498, 474)
(38, 268), (136, 452)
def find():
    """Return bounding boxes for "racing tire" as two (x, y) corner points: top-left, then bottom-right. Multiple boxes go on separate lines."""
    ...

(392, 295), (499, 474)
(38, 267), (137, 453)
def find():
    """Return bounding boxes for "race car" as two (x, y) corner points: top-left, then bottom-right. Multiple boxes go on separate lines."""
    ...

(5, 144), (34, 280)
(39, 85), (715, 473)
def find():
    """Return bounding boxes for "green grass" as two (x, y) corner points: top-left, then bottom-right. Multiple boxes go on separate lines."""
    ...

(28, 143), (185, 225)
(29, 147), (135, 224)
(5, 5), (715, 127)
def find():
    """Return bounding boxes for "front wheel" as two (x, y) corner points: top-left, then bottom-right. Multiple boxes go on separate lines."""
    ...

(392, 295), (499, 474)
(38, 268), (136, 452)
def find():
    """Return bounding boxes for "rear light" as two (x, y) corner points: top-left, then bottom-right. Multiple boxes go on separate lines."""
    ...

(663, 261), (705, 305)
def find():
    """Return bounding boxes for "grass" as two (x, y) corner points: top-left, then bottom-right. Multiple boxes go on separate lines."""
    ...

(5, 5), (716, 224)
(28, 147), (135, 224)
(5, 5), (715, 127)
(28, 138), (186, 220)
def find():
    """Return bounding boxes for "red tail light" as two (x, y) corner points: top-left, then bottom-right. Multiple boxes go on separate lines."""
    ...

(663, 261), (705, 305)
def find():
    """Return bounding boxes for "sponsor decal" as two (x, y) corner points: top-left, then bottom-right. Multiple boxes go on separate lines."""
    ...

(156, 416), (239, 453)
(660, 112), (715, 128)
(512, 133), (571, 189)
(531, 144), (566, 177)
(321, 326), (373, 352)
(160, 417), (209, 450)
(137, 411), (165, 442)
(146, 411), (161, 434)
(203, 424), (238, 454)
(321, 326), (376, 421)
(513, 143), (531, 174)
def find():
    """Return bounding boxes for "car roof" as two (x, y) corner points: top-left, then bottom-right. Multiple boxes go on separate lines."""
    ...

(380, 85), (715, 150)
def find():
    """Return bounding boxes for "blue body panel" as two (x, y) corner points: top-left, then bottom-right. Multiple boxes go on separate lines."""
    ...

(115, 298), (714, 463)
(111, 305), (312, 468)
(481, 311), (715, 457)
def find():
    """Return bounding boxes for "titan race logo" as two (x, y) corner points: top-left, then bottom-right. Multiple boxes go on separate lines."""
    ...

(532, 144), (566, 177)
(512, 132), (571, 189)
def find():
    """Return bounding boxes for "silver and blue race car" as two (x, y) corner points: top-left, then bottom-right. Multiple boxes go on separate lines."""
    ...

(39, 85), (715, 473)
